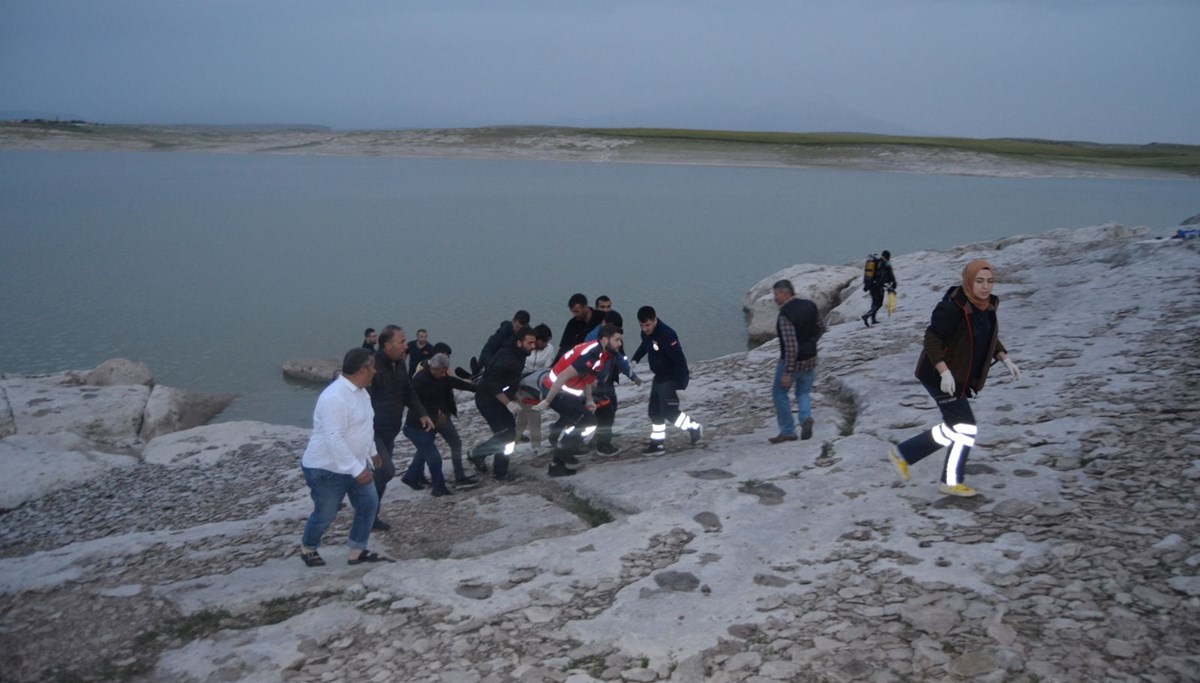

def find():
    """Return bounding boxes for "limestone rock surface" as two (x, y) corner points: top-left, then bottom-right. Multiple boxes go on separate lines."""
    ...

(83, 358), (155, 387)
(742, 264), (858, 343)
(139, 385), (236, 443)
(282, 358), (340, 385)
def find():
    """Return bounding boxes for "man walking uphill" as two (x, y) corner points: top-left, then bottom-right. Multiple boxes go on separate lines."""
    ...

(770, 280), (824, 443)
(862, 250), (897, 327)
(368, 325), (432, 531)
(298, 348), (393, 567)
(629, 306), (702, 454)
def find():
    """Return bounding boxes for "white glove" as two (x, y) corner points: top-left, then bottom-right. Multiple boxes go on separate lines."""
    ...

(1002, 357), (1020, 381)
(532, 400), (550, 412)
(939, 370), (956, 396)
(506, 401), (522, 415)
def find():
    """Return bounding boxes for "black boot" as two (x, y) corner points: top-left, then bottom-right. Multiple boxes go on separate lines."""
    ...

(548, 459), (577, 477)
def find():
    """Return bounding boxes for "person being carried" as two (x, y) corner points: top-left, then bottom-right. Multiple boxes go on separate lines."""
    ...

(532, 323), (624, 477)
(862, 250), (897, 327)
(469, 328), (537, 481)
(628, 307), (702, 454)
(886, 259), (1020, 497)
(298, 348), (394, 567)
(515, 323), (556, 452)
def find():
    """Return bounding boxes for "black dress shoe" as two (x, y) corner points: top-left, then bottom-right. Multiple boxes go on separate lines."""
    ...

(431, 487), (452, 497)
(596, 441), (618, 455)
(372, 518), (391, 531)
(399, 475), (426, 490)
(455, 474), (479, 486)
(468, 454), (489, 474)
(548, 461), (577, 477)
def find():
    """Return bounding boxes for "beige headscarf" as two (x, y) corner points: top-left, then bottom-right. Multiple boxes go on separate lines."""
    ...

(961, 259), (994, 310)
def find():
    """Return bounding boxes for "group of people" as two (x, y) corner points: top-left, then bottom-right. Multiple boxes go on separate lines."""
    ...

(298, 295), (705, 565)
(300, 258), (1020, 566)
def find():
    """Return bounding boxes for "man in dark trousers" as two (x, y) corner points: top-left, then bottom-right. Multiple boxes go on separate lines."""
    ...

(629, 306), (702, 454)
(862, 250), (897, 327)
(770, 279), (824, 443)
(368, 325), (433, 530)
(411, 353), (478, 488)
(584, 310), (641, 455)
(555, 293), (600, 362)
(469, 327), (537, 481)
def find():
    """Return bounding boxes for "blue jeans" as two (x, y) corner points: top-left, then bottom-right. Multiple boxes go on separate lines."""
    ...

(436, 418), (466, 480)
(773, 363), (814, 436)
(403, 425), (447, 491)
(301, 466), (378, 551)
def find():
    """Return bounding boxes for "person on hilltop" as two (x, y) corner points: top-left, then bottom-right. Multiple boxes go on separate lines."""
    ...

(885, 259), (1020, 497)
(531, 323), (624, 477)
(628, 306), (702, 454)
(298, 348), (393, 567)
(361, 328), (377, 352)
(769, 279), (825, 444)
(406, 328), (434, 376)
(514, 323), (556, 452)
(862, 250), (897, 327)
(367, 325), (433, 531)
(555, 293), (600, 362)
(469, 327), (537, 481)
(406, 353), (475, 496)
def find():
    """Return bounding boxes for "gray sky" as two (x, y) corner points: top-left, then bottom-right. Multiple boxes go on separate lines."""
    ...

(2, 0), (1198, 144)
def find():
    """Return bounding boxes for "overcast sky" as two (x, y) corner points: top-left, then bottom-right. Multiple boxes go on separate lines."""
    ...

(2, 0), (1197, 144)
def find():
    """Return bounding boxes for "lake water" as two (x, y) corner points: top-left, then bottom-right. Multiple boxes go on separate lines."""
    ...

(1, 150), (1195, 426)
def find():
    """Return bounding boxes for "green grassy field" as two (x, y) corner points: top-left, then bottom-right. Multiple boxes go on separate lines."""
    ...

(579, 128), (1200, 176)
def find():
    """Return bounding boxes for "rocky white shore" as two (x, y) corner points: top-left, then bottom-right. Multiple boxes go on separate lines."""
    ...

(1, 225), (1198, 682)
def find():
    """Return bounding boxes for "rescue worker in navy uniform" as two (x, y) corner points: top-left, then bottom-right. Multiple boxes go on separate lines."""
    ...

(629, 306), (702, 454)
(533, 324), (623, 477)
(469, 328), (537, 481)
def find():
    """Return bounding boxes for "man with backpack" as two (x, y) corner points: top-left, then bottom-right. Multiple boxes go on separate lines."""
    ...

(862, 250), (897, 327)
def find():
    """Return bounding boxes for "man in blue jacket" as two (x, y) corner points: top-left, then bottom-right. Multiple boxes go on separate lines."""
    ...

(629, 306), (702, 454)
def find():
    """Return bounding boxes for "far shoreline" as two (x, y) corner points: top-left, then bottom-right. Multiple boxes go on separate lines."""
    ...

(2, 122), (1198, 181)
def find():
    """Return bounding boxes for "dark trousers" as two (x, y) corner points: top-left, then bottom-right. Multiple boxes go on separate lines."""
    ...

(897, 382), (977, 485)
(436, 418), (467, 480)
(403, 425), (447, 492)
(550, 393), (596, 462)
(648, 378), (682, 426)
(372, 422), (402, 502)
(473, 394), (516, 477)
(866, 287), (885, 321)
(593, 383), (617, 446)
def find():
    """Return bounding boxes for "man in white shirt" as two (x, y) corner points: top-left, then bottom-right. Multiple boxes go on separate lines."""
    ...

(515, 323), (556, 452)
(299, 348), (394, 567)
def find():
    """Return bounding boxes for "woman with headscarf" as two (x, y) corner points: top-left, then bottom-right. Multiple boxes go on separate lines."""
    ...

(886, 259), (1020, 497)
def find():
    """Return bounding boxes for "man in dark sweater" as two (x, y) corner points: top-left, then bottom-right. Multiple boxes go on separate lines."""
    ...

(629, 306), (702, 454)
(406, 328), (434, 376)
(368, 325), (433, 529)
(407, 353), (476, 495)
(469, 328), (536, 481)
(770, 280), (824, 443)
(555, 293), (599, 362)
(478, 310), (530, 369)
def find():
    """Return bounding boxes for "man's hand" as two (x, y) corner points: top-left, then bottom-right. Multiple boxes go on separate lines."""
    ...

(372, 454), (382, 470)
(533, 400), (550, 412)
(585, 401), (596, 412)
(355, 468), (373, 485)
(633, 376), (643, 387)
(780, 373), (793, 390)
(420, 416), (435, 431)
(507, 401), (522, 415)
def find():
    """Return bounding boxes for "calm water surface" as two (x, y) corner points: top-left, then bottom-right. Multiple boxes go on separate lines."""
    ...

(1, 151), (1195, 425)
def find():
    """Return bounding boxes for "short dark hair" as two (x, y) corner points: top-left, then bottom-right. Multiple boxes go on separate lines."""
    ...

(433, 342), (452, 356)
(568, 293), (588, 308)
(342, 348), (374, 375)
(595, 295), (611, 307)
(605, 310), (624, 329)
(598, 323), (622, 340)
(882, 250), (891, 259)
(514, 327), (537, 343)
(364, 327), (376, 337)
(417, 328), (428, 335)
(513, 310), (531, 326)
(378, 324), (403, 347)
(636, 306), (657, 323)
(533, 323), (552, 341)
(772, 279), (795, 295)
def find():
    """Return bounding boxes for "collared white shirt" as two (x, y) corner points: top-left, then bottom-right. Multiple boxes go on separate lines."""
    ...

(525, 343), (556, 373)
(301, 375), (375, 476)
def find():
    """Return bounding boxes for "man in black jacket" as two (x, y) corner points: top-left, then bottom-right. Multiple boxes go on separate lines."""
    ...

(555, 293), (600, 362)
(629, 306), (702, 454)
(469, 328), (537, 481)
(770, 280), (824, 443)
(368, 325), (433, 529)
(478, 310), (530, 369)
(862, 250), (897, 327)
(411, 353), (478, 487)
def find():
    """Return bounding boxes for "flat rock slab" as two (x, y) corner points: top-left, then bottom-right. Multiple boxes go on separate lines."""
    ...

(1, 377), (149, 448)
(0, 433), (138, 510)
(282, 359), (340, 385)
(143, 421), (310, 467)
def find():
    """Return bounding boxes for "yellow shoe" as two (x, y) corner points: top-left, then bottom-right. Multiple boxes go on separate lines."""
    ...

(938, 482), (978, 497)
(886, 446), (910, 482)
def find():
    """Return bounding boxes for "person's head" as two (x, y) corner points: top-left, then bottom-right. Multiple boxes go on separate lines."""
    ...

(428, 353), (450, 378)
(416, 329), (428, 345)
(513, 327), (537, 355)
(597, 323), (623, 355)
(636, 305), (658, 335)
(363, 327), (377, 345)
(342, 348), (376, 388)
(378, 324), (407, 361)
(881, 250), (891, 260)
(772, 279), (795, 306)
(962, 259), (995, 308)
(604, 310), (624, 331)
(533, 323), (552, 350)
(432, 342), (452, 357)
(568, 293), (590, 321)
(595, 295), (613, 312)
(512, 310), (531, 332)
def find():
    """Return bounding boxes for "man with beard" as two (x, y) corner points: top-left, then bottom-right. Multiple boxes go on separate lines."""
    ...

(532, 323), (623, 477)
(469, 327), (537, 481)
